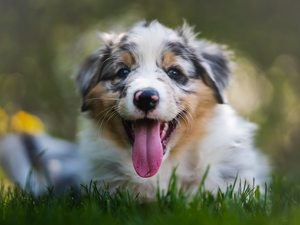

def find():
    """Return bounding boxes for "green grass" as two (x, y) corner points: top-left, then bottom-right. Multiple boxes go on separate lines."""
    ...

(1, 171), (300, 225)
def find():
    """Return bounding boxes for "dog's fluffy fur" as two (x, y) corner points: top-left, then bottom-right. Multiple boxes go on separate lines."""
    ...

(75, 21), (269, 197)
(0, 21), (269, 197)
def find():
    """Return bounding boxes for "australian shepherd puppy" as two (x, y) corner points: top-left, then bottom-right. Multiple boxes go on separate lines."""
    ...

(75, 21), (269, 197)
(0, 21), (269, 198)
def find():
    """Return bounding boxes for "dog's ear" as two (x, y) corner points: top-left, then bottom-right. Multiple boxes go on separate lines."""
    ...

(177, 24), (232, 104)
(75, 51), (102, 112)
(75, 33), (115, 112)
(198, 44), (232, 104)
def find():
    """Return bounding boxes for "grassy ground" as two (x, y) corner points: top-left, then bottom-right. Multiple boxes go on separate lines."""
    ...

(0, 171), (299, 225)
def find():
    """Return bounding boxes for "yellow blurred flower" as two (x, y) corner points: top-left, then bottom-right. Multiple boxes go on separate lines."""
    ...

(10, 111), (44, 135)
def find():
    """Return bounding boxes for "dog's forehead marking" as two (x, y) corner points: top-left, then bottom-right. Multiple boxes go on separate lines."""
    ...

(162, 51), (177, 68)
(120, 23), (182, 70)
(119, 52), (135, 67)
(113, 26), (196, 82)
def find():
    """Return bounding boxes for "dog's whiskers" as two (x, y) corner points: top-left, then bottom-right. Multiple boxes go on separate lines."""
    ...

(178, 112), (190, 138)
(93, 106), (116, 121)
(175, 105), (194, 137)
(97, 105), (118, 138)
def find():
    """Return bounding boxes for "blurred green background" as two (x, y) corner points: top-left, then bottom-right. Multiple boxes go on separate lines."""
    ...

(1, 0), (300, 174)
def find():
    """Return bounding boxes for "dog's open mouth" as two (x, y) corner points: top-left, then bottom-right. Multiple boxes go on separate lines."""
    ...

(122, 118), (178, 178)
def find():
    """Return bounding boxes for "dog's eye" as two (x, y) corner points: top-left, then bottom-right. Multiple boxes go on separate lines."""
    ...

(117, 68), (130, 78)
(167, 68), (181, 78)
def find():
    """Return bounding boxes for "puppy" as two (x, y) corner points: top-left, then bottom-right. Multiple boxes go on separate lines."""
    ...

(0, 21), (269, 198)
(75, 21), (269, 198)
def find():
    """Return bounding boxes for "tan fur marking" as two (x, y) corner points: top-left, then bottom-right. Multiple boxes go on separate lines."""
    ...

(162, 51), (177, 68)
(119, 52), (135, 67)
(86, 82), (130, 150)
(169, 80), (217, 157)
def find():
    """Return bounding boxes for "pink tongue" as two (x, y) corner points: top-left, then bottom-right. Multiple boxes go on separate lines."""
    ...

(132, 120), (163, 178)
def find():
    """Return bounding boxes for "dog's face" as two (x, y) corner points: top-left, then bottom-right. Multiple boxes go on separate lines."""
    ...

(76, 21), (231, 178)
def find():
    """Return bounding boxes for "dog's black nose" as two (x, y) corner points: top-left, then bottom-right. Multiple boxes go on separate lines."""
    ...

(134, 89), (159, 112)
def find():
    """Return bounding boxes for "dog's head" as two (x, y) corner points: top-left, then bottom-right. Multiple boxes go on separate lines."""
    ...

(76, 21), (231, 178)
